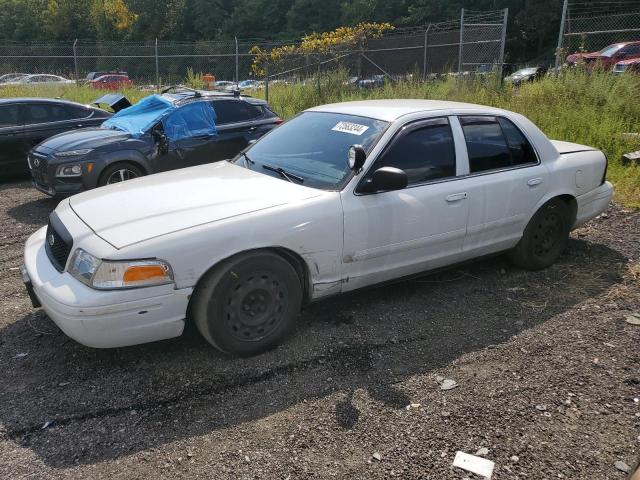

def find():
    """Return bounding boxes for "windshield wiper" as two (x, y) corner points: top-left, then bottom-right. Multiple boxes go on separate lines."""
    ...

(262, 163), (304, 184)
(240, 151), (255, 168)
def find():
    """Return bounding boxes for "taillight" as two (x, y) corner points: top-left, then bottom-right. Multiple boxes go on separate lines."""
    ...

(274, 117), (284, 125)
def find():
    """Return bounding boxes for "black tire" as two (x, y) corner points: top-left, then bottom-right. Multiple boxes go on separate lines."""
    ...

(508, 198), (572, 270)
(192, 251), (303, 357)
(98, 162), (144, 187)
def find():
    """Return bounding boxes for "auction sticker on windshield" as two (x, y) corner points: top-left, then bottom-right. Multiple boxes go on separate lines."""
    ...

(332, 121), (370, 136)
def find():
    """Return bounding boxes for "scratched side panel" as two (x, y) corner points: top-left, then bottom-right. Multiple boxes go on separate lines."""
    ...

(117, 193), (345, 299)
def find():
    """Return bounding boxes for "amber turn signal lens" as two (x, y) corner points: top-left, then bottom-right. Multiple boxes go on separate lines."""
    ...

(87, 163), (94, 173)
(123, 265), (167, 283)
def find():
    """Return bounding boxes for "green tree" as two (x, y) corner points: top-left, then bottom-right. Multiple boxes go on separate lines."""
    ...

(223, 0), (295, 39)
(286, 0), (342, 35)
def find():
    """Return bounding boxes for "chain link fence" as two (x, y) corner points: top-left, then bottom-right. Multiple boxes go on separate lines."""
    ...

(556, 0), (640, 68)
(0, 8), (508, 91)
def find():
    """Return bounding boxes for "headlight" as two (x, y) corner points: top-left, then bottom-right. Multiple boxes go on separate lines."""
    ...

(56, 164), (83, 177)
(68, 249), (174, 290)
(56, 149), (93, 158)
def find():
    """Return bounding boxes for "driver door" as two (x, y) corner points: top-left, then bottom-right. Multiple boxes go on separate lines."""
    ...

(340, 117), (472, 292)
(153, 103), (217, 172)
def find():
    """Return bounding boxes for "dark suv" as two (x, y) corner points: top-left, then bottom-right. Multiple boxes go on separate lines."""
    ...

(29, 89), (282, 196)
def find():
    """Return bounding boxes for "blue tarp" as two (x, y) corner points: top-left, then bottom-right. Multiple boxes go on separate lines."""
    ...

(102, 94), (217, 141)
(163, 101), (217, 141)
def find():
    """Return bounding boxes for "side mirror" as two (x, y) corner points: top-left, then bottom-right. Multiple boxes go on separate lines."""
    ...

(361, 167), (408, 193)
(348, 145), (366, 172)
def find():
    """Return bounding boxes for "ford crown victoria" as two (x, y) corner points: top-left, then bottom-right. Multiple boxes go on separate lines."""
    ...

(22, 100), (613, 356)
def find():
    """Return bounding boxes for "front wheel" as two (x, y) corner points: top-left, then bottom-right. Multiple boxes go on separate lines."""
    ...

(192, 252), (303, 357)
(508, 198), (572, 270)
(98, 163), (144, 187)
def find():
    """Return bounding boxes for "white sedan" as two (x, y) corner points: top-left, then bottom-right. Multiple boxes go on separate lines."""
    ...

(22, 100), (613, 356)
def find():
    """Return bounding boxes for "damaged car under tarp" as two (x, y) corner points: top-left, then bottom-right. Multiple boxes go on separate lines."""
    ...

(28, 89), (281, 196)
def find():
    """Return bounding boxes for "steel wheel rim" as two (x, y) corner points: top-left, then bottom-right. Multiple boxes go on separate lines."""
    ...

(532, 211), (562, 257)
(107, 168), (139, 184)
(224, 272), (288, 342)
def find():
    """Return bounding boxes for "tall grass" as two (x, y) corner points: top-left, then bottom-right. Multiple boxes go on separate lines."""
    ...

(1, 71), (638, 206)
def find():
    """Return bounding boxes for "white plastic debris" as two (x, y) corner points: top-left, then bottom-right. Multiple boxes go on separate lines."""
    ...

(13, 353), (28, 359)
(453, 451), (495, 479)
(615, 461), (630, 473)
(625, 314), (640, 326)
(372, 452), (382, 461)
(41, 421), (52, 429)
(440, 379), (459, 391)
(475, 447), (489, 456)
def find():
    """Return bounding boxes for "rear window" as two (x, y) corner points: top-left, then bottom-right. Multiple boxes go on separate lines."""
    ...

(212, 100), (262, 124)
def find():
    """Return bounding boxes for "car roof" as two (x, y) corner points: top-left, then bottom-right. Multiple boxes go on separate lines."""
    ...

(0, 97), (93, 107)
(307, 99), (505, 122)
(163, 90), (267, 106)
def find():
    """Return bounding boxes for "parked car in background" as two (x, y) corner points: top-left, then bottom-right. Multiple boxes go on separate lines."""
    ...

(504, 66), (548, 85)
(613, 57), (640, 74)
(0, 98), (111, 180)
(28, 88), (282, 196)
(214, 80), (236, 90)
(21, 99), (612, 356)
(3, 74), (75, 86)
(566, 41), (640, 69)
(84, 71), (128, 83)
(0, 73), (28, 84)
(238, 79), (260, 90)
(90, 74), (133, 90)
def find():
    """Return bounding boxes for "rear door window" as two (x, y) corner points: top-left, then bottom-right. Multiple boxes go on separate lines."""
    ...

(497, 117), (537, 166)
(65, 105), (92, 119)
(460, 116), (513, 173)
(26, 104), (72, 124)
(0, 104), (21, 127)
(212, 100), (263, 125)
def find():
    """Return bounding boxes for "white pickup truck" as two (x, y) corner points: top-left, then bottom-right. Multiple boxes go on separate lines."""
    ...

(22, 100), (613, 356)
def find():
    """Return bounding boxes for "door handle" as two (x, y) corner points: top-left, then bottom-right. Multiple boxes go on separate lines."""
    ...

(446, 192), (468, 203)
(248, 126), (257, 132)
(527, 177), (543, 187)
(76, 124), (84, 128)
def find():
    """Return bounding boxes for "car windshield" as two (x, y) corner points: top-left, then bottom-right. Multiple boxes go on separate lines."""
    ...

(598, 44), (624, 57)
(514, 67), (538, 76)
(234, 111), (389, 190)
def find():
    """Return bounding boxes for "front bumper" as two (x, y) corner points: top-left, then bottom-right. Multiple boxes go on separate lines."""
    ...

(23, 227), (192, 348)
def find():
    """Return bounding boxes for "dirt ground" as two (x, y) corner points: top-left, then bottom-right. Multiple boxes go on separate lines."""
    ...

(0, 180), (638, 480)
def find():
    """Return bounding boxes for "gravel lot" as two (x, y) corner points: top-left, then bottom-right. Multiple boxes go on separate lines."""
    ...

(0, 180), (639, 479)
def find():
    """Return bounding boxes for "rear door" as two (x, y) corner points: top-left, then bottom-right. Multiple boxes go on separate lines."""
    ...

(0, 103), (27, 178)
(456, 115), (549, 255)
(209, 99), (268, 161)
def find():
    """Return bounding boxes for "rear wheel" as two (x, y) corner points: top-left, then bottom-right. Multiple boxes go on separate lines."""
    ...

(192, 252), (303, 357)
(98, 163), (144, 187)
(508, 198), (571, 270)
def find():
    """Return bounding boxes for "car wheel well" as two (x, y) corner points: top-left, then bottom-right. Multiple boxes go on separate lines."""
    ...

(103, 160), (148, 175)
(185, 247), (311, 325)
(554, 194), (578, 226)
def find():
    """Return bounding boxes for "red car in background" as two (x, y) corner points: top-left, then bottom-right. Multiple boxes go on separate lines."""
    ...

(90, 74), (133, 90)
(566, 41), (640, 69)
(613, 57), (640, 74)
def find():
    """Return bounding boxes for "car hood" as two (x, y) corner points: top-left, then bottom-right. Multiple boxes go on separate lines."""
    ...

(35, 127), (130, 153)
(69, 161), (324, 249)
